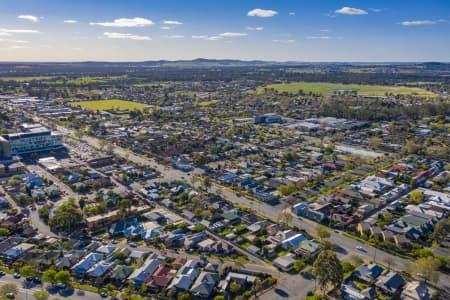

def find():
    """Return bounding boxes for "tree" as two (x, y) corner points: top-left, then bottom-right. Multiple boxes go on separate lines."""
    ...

(0, 283), (18, 298)
(42, 269), (57, 284)
(313, 250), (343, 295)
(293, 260), (306, 273)
(48, 203), (83, 233)
(277, 209), (294, 228)
(33, 290), (50, 300)
(409, 190), (424, 204)
(229, 282), (242, 294)
(177, 292), (190, 300)
(316, 227), (330, 243)
(214, 296), (225, 300)
(20, 265), (36, 278)
(408, 257), (441, 284)
(431, 218), (450, 243)
(55, 270), (71, 285)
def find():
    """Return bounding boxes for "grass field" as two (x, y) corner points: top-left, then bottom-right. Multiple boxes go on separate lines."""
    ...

(256, 82), (437, 97)
(71, 99), (147, 111)
(0, 76), (55, 82)
(198, 100), (220, 106)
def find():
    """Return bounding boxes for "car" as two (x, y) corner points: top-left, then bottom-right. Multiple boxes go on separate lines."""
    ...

(129, 242), (137, 248)
(25, 277), (33, 282)
(0, 271), (6, 276)
(13, 273), (20, 279)
(356, 246), (366, 252)
(33, 278), (42, 284)
(6, 293), (15, 299)
(56, 283), (67, 289)
(100, 291), (108, 298)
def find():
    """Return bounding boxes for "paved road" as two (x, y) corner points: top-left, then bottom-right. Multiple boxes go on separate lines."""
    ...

(0, 273), (104, 300)
(36, 120), (450, 296)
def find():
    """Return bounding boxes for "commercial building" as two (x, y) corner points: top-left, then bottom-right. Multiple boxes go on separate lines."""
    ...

(252, 113), (283, 125)
(0, 124), (63, 158)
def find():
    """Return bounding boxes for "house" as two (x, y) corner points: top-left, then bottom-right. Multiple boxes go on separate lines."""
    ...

(146, 265), (176, 290)
(273, 254), (296, 272)
(110, 265), (134, 284)
(353, 264), (384, 283)
(219, 272), (256, 292)
(190, 271), (219, 298)
(128, 258), (161, 287)
(87, 260), (115, 281)
(375, 270), (405, 295)
(295, 239), (322, 258)
(401, 281), (431, 300)
(281, 233), (307, 250)
(2, 242), (34, 260)
(341, 284), (376, 300)
(169, 261), (199, 292)
(55, 250), (85, 269)
(71, 252), (104, 275)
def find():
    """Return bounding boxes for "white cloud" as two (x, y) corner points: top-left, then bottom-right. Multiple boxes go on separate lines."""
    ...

(273, 39), (295, 43)
(163, 35), (184, 39)
(289, 12), (296, 16)
(306, 36), (330, 40)
(160, 26), (171, 30)
(335, 7), (368, 15)
(91, 17), (153, 27)
(0, 28), (40, 34)
(370, 8), (382, 13)
(18, 15), (39, 22)
(11, 45), (30, 49)
(247, 8), (278, 18)
(63, 20), (78, 24)
(219, 32), (248, 37)
(246, 26), (264, 31)
(163, 20), (183, 25)
(191, 32), (247, 41)
(401, 20), (437, 26)
(103, 32), (151, 40)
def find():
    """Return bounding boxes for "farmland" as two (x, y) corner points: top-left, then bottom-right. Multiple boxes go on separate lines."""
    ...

(256, 82), (437, 97)
(70, 99), (147, 111)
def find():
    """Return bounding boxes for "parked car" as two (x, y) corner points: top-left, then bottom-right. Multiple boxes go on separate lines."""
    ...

(13, 273), (20, 279)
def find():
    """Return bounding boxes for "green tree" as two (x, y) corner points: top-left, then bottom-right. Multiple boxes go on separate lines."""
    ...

(48, 203), (83, 233)
(293, 260), (306, 273)
(313, 250), (343, 295)
(431, 218), (450, 243)
(0, 283), (18, 298)
(20, 265), (36, 278)
(407, 257), (441, 284)
(316, 227), (331, 243)
(42, 269), (57, 284)
(229, 282), (242, 294)
(55, 270), (71, 285)
(409, 190), (424, 204)
(33, 290), (50, 300)
(214, 296), (225, 300)
(177, 292), (190, 300)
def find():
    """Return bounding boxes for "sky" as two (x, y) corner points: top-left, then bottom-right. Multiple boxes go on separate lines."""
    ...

(0, 0), (449, 62)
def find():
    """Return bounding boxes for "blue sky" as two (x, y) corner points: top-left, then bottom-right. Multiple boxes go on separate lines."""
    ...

(0, 0), (449, 61)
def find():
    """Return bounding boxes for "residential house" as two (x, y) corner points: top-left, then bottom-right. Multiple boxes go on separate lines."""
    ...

(190, 271), (219, 298)
(128, 258), (162, 287)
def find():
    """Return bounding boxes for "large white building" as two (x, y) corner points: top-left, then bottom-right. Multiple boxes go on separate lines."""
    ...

(0, 124), (63, 157)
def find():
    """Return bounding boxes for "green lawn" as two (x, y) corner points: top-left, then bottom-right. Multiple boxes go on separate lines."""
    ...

(256, 82), (437, 97)
(71, 99), (147, 111)
(0, 76), (55, 82)
(198, 100), (220, 106)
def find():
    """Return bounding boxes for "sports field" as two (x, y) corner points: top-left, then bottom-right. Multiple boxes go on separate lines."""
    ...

(256, 82), (436, 97)
(71, 99), (147, 111)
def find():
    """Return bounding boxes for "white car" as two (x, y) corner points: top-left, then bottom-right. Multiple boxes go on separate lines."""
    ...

(356, 246), (365, 251)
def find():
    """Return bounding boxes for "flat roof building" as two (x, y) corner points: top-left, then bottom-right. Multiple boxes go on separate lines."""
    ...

(0, 124), (63, 158)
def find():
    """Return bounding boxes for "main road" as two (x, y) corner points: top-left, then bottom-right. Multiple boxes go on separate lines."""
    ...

(34, 119), (450, 295)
